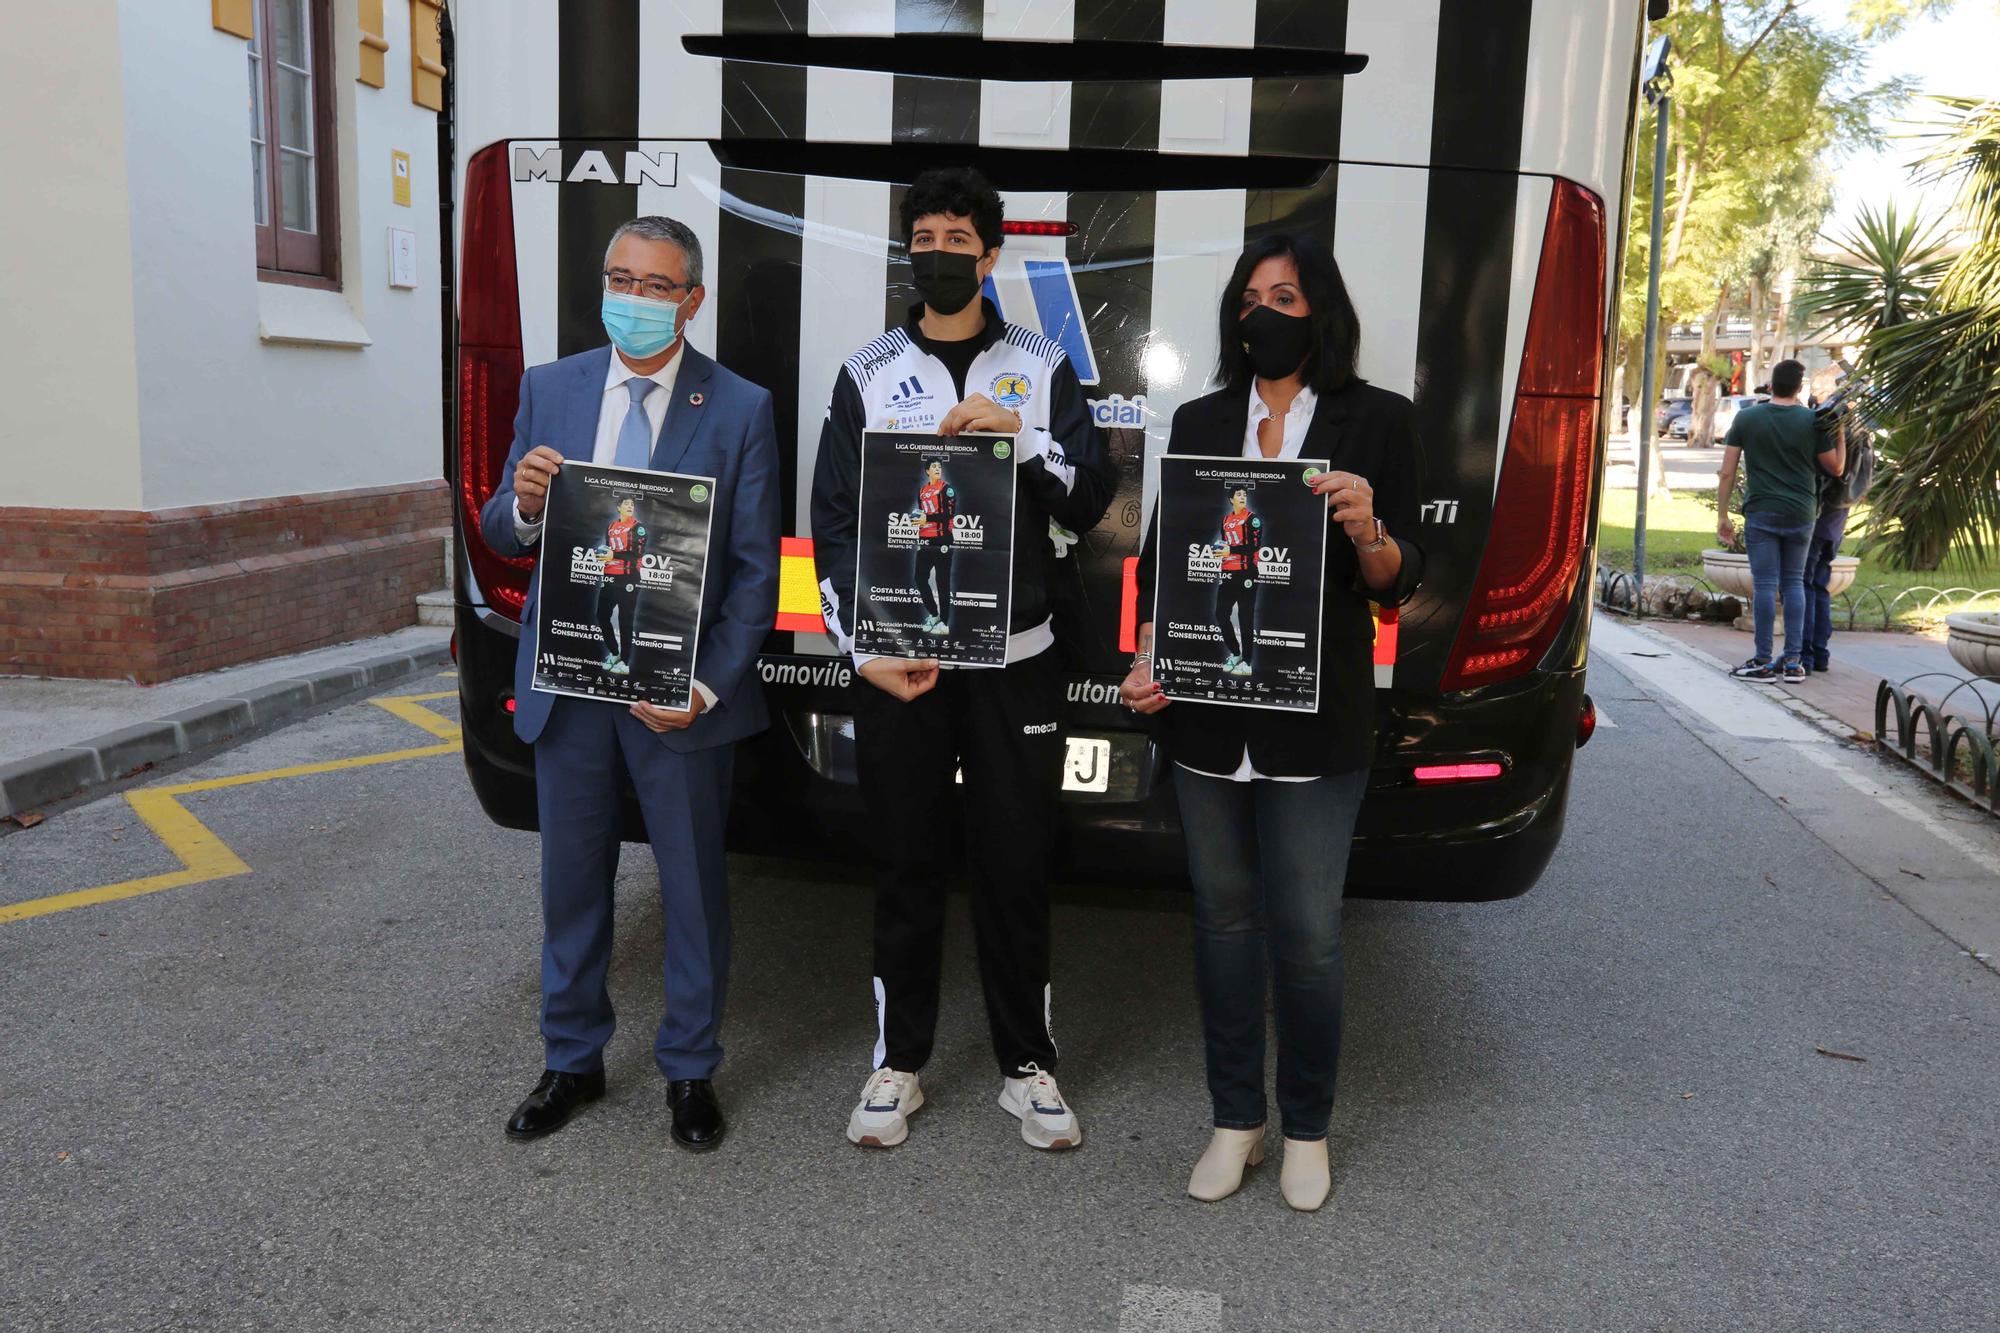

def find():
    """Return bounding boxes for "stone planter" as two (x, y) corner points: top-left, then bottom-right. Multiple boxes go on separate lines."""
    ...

(1946, 612), (2000, 678)
(1701, 550), (1754, 598)
(1703, 549), (1860, 597)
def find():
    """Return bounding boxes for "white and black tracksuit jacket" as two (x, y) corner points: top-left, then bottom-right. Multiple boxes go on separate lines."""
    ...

(811, 301), (1115, 665)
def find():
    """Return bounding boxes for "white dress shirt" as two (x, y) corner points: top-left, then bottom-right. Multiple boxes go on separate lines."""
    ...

(513, 347), (715, 709)
(1176, 383), (1322, 783)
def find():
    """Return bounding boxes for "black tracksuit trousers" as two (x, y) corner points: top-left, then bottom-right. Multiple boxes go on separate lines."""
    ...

(914, 541), (952, 621)
(1215, 573), (1257, 661)
(852, 648), (1064, 1078)
(594, 580), (641, 664)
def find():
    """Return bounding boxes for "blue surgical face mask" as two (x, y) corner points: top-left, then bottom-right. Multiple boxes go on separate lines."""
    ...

(601, 291), (682, 358)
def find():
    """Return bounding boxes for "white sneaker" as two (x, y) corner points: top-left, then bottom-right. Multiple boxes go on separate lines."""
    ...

(998, 1064), (1081, 1150)
(846, 1067), (923, 1148)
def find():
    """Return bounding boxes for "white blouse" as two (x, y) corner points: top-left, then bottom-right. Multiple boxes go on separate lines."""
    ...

(1175, 384), (1322, 784)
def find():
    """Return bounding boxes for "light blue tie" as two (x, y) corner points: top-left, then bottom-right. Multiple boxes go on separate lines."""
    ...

(614, 377), (656, 469)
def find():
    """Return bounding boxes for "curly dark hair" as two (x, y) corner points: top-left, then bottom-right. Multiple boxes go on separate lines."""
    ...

(901, 167), (1005, 253)
(1215, 233), (1362, 397)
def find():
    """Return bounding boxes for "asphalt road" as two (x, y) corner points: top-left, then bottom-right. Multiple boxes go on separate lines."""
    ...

(2, 653), (1996, 1331)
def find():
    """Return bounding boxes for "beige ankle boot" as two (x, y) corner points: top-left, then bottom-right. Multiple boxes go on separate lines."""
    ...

(1187, 1127), (1266, 1201)
(1280, 1137), (1330, 1211)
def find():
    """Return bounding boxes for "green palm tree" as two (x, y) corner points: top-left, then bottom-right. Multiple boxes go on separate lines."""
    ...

(1793, 200), (1951, 336)
(1858, 97), (2000, 569)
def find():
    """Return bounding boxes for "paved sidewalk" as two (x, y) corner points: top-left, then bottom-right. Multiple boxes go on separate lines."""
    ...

(0, 625), (451, 816)
(1642, 618), (2000, 739)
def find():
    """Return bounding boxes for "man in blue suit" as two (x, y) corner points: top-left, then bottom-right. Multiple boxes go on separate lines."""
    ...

(479, 216), (780, 1150)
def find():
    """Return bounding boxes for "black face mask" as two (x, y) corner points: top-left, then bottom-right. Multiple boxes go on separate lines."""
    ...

(910, 249), (984, 317)
(1239, 304), (1314, 381)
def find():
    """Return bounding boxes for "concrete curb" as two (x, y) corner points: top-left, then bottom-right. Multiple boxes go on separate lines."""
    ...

(1606, 612), (1868, 742)
(0, 645), (452, 819)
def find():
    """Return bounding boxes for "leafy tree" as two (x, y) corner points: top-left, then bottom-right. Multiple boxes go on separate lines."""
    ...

(1793, 201), (1952, 336)
(1851, 97), (2000, 569)
(1618, 2), (1914, 471)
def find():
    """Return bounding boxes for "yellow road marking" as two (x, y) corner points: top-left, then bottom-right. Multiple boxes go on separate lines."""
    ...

(0, 692), (461, 926)
(369, 691), (464, 741)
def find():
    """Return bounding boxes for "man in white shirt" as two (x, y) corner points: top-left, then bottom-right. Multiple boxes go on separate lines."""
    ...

(478, 217), (780, 1151)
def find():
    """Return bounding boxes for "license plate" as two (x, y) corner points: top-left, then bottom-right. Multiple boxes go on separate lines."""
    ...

(1063, 737), (1111, 794)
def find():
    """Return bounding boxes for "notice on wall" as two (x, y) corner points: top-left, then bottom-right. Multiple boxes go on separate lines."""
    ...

(531, 461), (713, 712)
(852, 431), (1017, 667)
(1151, 454), (1329, 712)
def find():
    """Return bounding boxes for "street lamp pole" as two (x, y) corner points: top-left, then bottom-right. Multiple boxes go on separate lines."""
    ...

(1633, 36), (1672, 616)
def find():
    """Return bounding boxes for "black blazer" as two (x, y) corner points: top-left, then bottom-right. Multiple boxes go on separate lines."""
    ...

(1135, 380), (1425, 777)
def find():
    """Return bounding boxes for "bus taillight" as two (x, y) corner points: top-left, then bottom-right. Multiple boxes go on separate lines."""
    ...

(456, 142), (532, 622)
(1439, 179), (1606, 692)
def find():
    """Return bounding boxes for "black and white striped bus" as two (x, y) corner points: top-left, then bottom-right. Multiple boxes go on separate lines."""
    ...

(447, 1), (1645, 898)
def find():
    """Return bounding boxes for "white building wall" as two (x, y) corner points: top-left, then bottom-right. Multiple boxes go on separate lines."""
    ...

(112, 0), (443, 512)
(0, 0), (147, 510)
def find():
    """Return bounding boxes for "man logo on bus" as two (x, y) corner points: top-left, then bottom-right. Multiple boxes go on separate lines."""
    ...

(989, 373), (1032, 408)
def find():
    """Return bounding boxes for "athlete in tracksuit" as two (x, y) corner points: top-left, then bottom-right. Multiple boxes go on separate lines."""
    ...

(913, 460), (955, 633)
(593, 497), (647, 674)
(810, 167), (1113, 1151)
(1214, 489), (1261, 677)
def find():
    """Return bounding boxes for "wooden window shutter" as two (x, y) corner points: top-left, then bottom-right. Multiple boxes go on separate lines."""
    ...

(358, 0), (388, 88)
(212, 0), (254, 40)
(410, 0), (445, 111)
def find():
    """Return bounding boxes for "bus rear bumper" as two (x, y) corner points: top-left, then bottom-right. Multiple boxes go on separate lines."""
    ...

(455, 618), (1583, 902)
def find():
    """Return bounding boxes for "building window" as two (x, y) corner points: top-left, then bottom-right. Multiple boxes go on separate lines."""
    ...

(249, 0), (338, 283)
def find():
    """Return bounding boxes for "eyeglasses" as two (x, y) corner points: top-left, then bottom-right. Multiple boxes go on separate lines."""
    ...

(603, 271), (693, 301)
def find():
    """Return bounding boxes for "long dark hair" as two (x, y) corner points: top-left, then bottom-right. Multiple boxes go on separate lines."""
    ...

(1214, 233), (1361, 396)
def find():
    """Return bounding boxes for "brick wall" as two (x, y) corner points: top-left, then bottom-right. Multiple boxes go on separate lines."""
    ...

(0, 481), (449, 683)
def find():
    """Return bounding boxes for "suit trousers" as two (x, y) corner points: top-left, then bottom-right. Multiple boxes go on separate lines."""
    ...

(534, 695), (734, 1081)
(852, 648), (1064, 1078)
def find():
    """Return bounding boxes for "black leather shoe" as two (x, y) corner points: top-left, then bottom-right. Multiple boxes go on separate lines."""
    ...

(668, 1079), (725, 1151)
(505, 1068), (605, 1140)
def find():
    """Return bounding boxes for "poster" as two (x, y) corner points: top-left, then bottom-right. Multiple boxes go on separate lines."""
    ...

(853, 431), (1016, 666)
(531, 461), (714, 712)
(1152, 455), (1329, 712)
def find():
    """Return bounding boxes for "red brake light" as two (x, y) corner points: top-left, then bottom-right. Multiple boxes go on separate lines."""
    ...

(1440, 180), (1605, 692)
(456, 142), (532, 622)
(1413, 762), (1505, 784)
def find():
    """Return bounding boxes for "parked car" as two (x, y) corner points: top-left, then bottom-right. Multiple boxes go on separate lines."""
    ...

(1712, 394), (1767, 439)
(1657, 398), (1693, 439)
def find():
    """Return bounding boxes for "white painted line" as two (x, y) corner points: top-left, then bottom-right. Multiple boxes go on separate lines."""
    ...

(1119, 1284), (1223, 1333)
(1594, 702), (1617, 728)
(1592, 618), (1828, 744)
(1791, 743), (2000, 880)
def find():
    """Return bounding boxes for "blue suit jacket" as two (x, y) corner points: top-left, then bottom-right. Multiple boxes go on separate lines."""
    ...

(478, 343), (781, 753)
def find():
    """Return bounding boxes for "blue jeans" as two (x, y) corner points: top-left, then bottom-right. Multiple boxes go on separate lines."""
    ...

(1744, 511), (1814, 664)
(1175, 766), (1369, 1141)
(1796, 508), (1847, 668)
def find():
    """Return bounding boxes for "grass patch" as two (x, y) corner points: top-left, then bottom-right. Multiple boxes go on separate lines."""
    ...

(1596, 489), (2000, 630)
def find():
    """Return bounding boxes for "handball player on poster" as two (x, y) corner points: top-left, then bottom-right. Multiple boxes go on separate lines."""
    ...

(530, 461), (714, 711)
(853, 431), (1016, 666)
(1151, 455), (1328, 711)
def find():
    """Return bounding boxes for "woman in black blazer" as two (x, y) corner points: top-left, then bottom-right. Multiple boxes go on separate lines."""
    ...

(1124, 233), (1423, 1212)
